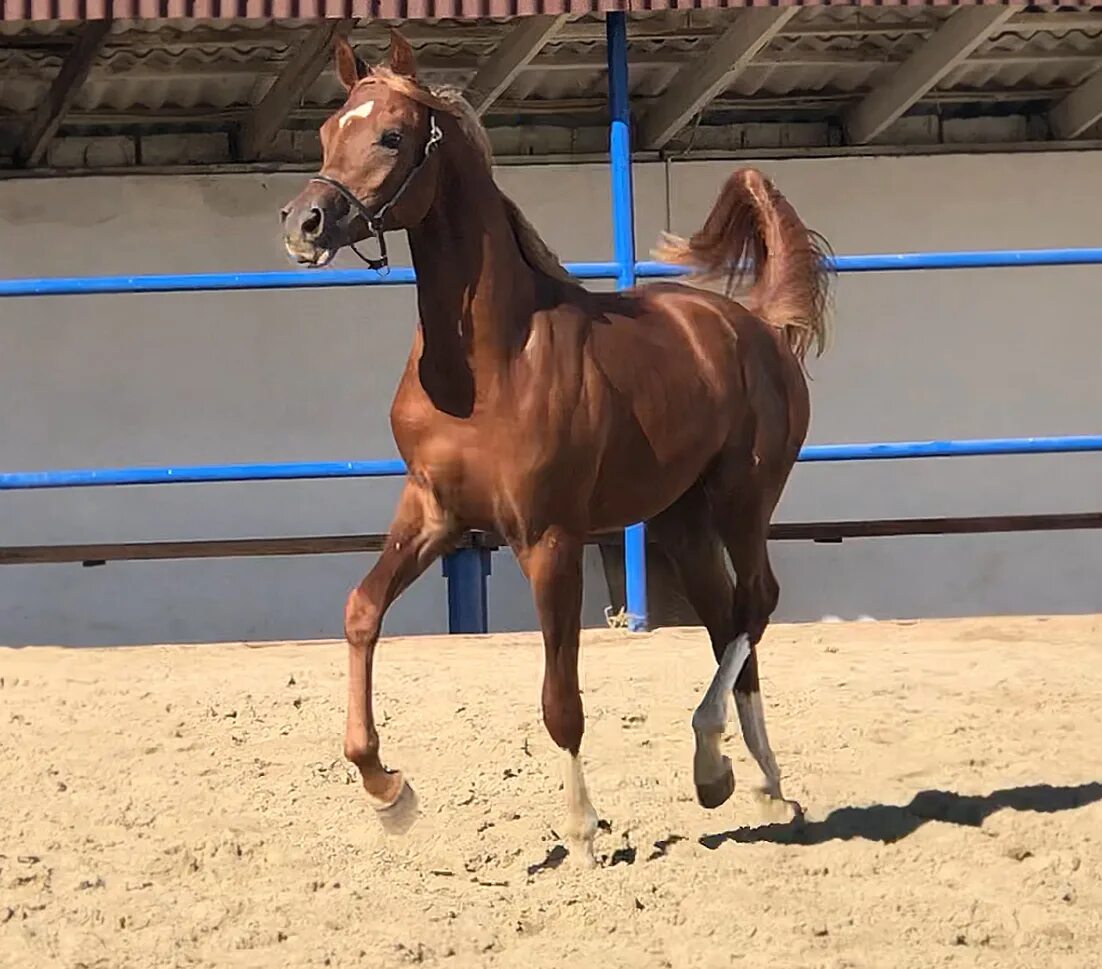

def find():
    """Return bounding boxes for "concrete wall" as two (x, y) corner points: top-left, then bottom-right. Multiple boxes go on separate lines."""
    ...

(1, 151), (1100, 645)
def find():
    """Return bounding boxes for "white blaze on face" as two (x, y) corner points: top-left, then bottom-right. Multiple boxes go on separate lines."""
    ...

(338, 100), (375, 130)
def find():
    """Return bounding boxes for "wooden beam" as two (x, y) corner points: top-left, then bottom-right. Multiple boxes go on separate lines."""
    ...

(0, 532), (492, 567)
(54, 84), (1079, 130)
(17, 20), (111, 168)
(1049, 66), (1102, 140)
(769, 512), (1102, 543)
(5, 513), (1101, 567)
(464, 14), (568, 116)
(844, 6), (1016, 145)
(238, 20), (353, 161)
(639, 7), (798, 150)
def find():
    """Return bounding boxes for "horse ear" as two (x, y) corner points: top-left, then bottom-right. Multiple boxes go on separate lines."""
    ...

(334, 35), (366, 92)
(386, 29), (417, 78)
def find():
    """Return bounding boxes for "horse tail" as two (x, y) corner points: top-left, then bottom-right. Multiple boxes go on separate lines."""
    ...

(653, 167), (833, 362)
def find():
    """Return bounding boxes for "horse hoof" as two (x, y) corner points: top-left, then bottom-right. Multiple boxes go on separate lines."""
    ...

(695, 758), (735, 810)
(754, 788), (804, 825)
(568, 839), (598, 870)
(372, 777), (420, 836)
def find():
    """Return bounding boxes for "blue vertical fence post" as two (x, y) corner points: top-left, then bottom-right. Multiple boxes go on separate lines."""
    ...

(607, 11), (648, 633)
(442, 544), (492, 635)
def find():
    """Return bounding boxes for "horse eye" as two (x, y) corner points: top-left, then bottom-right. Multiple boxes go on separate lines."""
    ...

(379, 130), (402, 151)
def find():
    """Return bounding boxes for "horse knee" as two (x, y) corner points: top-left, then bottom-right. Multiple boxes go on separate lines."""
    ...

(344, 586), (381, 649)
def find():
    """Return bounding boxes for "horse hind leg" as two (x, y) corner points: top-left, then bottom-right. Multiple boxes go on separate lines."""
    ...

(651, 482), (802, 821)
(647, 489), (745, 810)
(724, 520), (804, 823)
(733, 639), (802, 822)
(691, 633), (749, 809)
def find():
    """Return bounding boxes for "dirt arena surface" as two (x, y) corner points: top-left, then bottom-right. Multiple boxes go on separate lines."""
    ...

(2, 615), (1100, 969)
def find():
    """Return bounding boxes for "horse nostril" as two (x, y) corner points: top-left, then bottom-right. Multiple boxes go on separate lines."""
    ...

(279, 205), (291, 225)
(301, 205), (323, 237)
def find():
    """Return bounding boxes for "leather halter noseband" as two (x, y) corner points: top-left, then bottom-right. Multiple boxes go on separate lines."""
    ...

(309, 113), (443, 273)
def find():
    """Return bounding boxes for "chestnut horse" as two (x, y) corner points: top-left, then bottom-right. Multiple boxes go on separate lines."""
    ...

(281, 32), (831, 865)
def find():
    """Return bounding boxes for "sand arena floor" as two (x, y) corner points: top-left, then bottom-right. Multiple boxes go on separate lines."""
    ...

(2, 615), (1100, 969)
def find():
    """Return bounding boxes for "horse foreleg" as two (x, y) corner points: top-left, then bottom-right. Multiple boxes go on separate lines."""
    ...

(648, 490), (744, 809)
(517, 528), (598, 867)
(343, 481), (458, 833)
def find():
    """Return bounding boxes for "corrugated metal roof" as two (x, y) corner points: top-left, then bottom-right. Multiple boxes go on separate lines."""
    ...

(1, 5), (1100, 168)
(4, 8), (1096, 114)
(0, 0), (1041, 26)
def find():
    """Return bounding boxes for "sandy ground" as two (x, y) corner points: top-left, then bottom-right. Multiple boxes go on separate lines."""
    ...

(2, 615), (1101, 969)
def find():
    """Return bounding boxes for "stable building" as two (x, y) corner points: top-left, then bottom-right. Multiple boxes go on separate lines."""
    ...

(2, 2), (1100, 644)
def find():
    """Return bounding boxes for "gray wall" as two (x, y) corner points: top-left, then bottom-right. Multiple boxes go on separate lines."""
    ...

(1, 151), (1100, 645)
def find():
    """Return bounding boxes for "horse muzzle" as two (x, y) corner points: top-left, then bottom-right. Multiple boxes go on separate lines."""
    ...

(280, 196), (342, 268)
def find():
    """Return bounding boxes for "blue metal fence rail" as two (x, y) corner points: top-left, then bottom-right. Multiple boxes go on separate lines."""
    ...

(4, 248), (1102, 298)
(5, 437), (1102, 493)
(3, 10), (1101, 635)
(3, 434), (1101, 640)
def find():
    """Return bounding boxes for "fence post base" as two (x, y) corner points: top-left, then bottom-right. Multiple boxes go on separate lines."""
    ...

(442, 544), (492, 634)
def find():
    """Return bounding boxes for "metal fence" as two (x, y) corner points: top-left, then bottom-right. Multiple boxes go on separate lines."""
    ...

(2, 13), (1101, 636)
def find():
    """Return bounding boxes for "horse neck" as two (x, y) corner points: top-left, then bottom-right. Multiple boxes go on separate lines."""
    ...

(406, 144), (541, 398)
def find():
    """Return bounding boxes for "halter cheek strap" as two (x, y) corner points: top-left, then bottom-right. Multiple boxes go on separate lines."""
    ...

(308, 113), (443, 274)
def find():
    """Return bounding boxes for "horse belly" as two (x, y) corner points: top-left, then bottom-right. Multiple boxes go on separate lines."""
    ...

(586, 401), (726, 531)
(579, 342), (732, 528)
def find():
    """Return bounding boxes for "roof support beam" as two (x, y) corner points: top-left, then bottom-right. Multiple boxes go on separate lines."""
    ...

(238, 19), (354, 161)
(463, 14), (568, 117)
(17, 20), (110, 168)
(844, 6), (1016, 145)
(1049, 66), (1102, 139)
(639, 7), (798, 150)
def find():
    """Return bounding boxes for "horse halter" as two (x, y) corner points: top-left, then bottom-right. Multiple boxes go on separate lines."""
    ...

(309, 112), (443, 273)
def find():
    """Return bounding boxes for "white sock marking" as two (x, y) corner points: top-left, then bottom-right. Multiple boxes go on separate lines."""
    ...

(692, 634), (751, 736)
(563, 753), (596, 830)
(561, 751), (598, 864)
(735, 688), (782, 795)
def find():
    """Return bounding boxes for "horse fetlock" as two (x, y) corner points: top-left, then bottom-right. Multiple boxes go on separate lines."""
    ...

(562, 801), (599, 840)
(691, 701), (727, 737)
(342, 735), (380, 770)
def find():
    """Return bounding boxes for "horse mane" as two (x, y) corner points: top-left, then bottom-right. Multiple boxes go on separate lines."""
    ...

(365, 68), (574, 286)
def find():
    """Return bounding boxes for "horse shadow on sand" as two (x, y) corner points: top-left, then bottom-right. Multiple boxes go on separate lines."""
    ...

(523, 781), (1102, 872)
(700, 780), (1102, 851)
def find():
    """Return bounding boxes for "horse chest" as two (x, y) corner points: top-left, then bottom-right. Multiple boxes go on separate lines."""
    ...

(399, 413), (577, 528)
